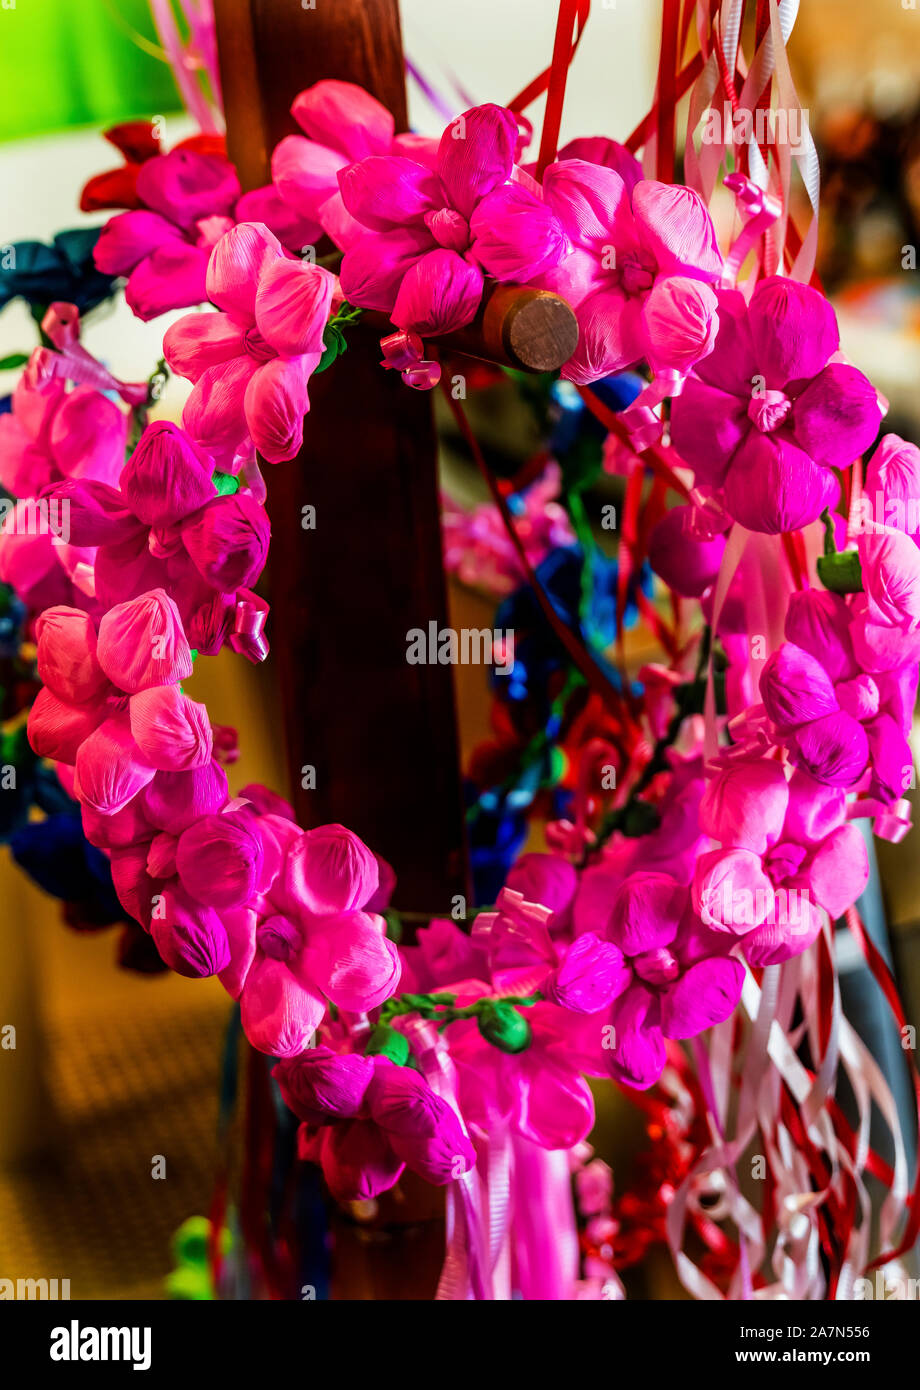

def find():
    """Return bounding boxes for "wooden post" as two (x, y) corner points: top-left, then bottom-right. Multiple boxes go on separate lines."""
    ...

(214, 0), (467, 913)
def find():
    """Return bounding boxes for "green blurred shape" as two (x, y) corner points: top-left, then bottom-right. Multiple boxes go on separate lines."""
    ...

(0, 0), (184, 143)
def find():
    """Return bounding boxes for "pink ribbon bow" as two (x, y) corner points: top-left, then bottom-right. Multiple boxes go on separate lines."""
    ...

(379, 330), (441, 391)
(25, 303), (149, 407)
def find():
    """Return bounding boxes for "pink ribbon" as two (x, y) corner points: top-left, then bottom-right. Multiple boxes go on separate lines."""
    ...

(619, 369), (684, 451)
(721, 172), (782, 289)
(229, 589), (269, 663)
(379, 330), (441, 391)
(27, 303), (149, 407)
(847, 797), (912, 843)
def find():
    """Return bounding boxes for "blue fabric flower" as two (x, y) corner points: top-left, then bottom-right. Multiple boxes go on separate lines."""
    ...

(0, 228), (117, 314)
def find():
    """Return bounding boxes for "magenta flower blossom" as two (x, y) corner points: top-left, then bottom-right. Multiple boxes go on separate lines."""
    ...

(670, 277), (881, 533)
(568, 872), (743, 1090)
(759, 589), (913, 800)
(164, 223), (336, 466)
(0, 374), (126, 497)
(514, 161), (723, 382)
(275, 1046), (475, 1202)
(337, 103), (524, 335)
(692, 757), (869, 966)
(49, 420), (270, 646)
(447, 995), (597, 1149)
(215, 821), (401, 1057)
(271, 79), (433, 251)
(93, 148), (241, 320)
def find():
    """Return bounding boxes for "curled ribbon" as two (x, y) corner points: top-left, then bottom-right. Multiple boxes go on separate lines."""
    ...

(229, 589), (269, 663)
(379, 330), (441, 392)
(619, 369), (684, 452)
(721, 172), (783, 289)
(27, 303), (149, 407)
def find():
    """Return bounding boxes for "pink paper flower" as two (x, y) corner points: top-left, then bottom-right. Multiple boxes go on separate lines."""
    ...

(447, 994), (598, 1148)
(93, 147), (241, 320)
(337, 103), (521, 334)
(275, 1046), (475, 1201)
(567, 872), (743, 1090)
(52, 420), (270, 644)
(692, 758), (869, 966)
(164, 222), (336, 466)
(214, 821), (401, 1057)
(271, 79), (428, 251)
(0, 374), (126, 497)
(513, 162), (723, 382)
(759, 589), (914, 802)
(670, 277), (881, 533)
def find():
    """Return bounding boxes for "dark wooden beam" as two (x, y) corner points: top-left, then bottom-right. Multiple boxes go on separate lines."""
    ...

(214, 0), (467, 912)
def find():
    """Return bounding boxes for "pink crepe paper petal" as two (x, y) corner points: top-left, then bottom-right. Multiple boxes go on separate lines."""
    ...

(141, 760), (229, 833)
(338, 155), (439, 232)
(151, 885), (230, 978)
(562, 286), (645, 384)
(542, 159), (632, 252)
(299, 911), (400, 1012)
(35, 606), (109, 704)
(546, 932), (629, 1013)
(282, 823), (378, 916)
(273, 1046), (375, 1122)
(630, 181), (722, 279)
(125, 241), (210, 320)
(660, 956), (744, 1039)
(27, 686), (107, 764)
(759, 642), (839, 730)
(791, 363), (882, 470)
(254, 258), (336, 358)
(206, 221), (285, 320)
(216, 906), (258, 1000)
(181, 493), (269, 591)
(319, 1120), (405, 1202)
(243, 354), (316, 464)
(240, 954), (325, 1058)
(96, 588), (193, 693)
(271, 134), (350, 222)
(136, 149), (240, 227)
(692, 848), (776, 934)
(163, 310), (247, 385)
(790, 710), (869, 787)
(129, 685), (213, 771)
(641, 275), (719, 374)
(606, 986), (666, 1090)
(723, 431), (839, 534)
(784, 589), (857, 683)
(390, 248), (483, 336)
(93, 209), (184, 275)
(234, 184), (323, 254)
(801, 823), (869, 920)
(667, 376), (746, 487)
(74, 713), (156, 814)
(176, 808), (264, 909)
(470, 184), (569, 283)
(291, 80), (395, 161)
(436, 103), (518, 220)
(748, 275), (839, 388)
(338, 224), (434, 313)
(49, 387), (127, 483)
(122, 419), (216, 526)
(607, 872), (685, 955)
(182, 355), (254, 457)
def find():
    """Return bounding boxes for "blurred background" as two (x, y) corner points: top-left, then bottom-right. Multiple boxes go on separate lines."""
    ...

(2, 0), (920, 1299)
